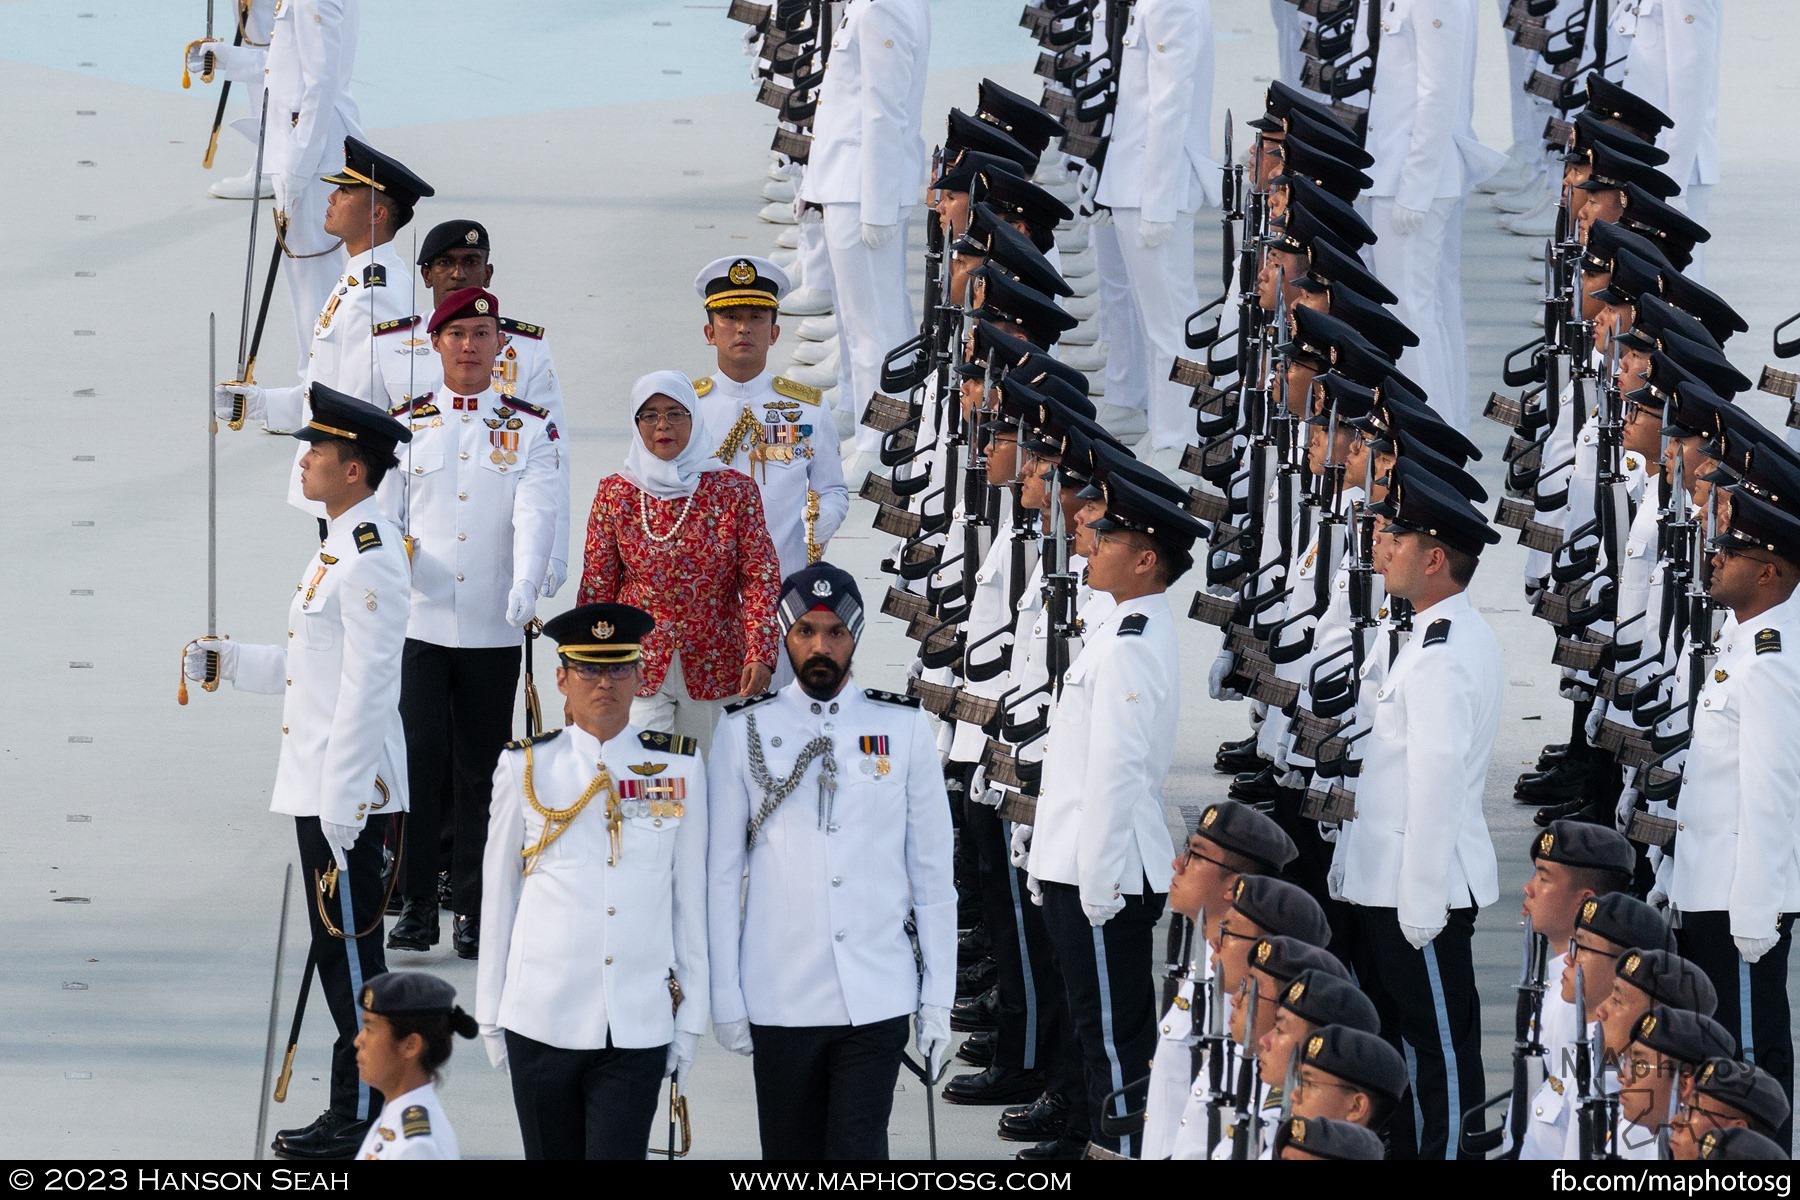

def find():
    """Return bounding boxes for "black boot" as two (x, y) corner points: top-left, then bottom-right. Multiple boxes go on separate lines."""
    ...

(942, 1064), (1047, 1106)
(956, 1030), (997, 1067)
(950, 985), (999, 1032)
(1228, 763), (1284, 804)
(956, 956), (997, 1000)
(1214, 735), (1264, 775)
(386, 898), (440, 952)
(1016, 1134), (1086, 1160)
(272, 1111), (369, 1161)
(998, 1091), (1071, 1142)
(1513, 757), (1591, 803)
(453, 913), (479, 959)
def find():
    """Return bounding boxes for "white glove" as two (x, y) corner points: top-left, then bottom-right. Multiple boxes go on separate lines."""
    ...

(214, 381), (266, 424)
(915, 1005), (952, 1082)
(1009, 822), (1033, 870)
(320, 820), (358, 873)
(183, 638), (237, 683)
(505, 579), (539, 628)
(861, 222), (899, 249)
(1614, 785), (1640, 833)
(186, 39), (238, 76)
(1401, 922), (1443, 950)
(796, 203), (823, 225)
(1735, 934), (1779, 965)
(1086, 206), (1114, 228)
(1584, 699), (1607, 744)
(714, 1018), (755, 1056)
(1389, 204), (1429, 235)
(539, 559), (567, 598)
(1027, 873), (1043, 906)
(480, 1024), (509, 1072)
(1138, 220), (1174, 248)
(666, 1030), (699, 1079)
(1327, 861), (1347, 898)
(1647, 852), (1674, 910)
(1083, 895), (1125, 927)
(1209, 649), (1243, 701)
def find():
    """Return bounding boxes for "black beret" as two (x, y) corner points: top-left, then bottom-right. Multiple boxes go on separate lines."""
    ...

(1695, 1059), (1792, 1136)
(417, 219), (489, 266)
(1700, 1127), (1790, 1162)
(1302, 1024), (1408, 1102)
(1274, 1115), (1386, 1160)
(1194, 800), (1298, 872)
(1631, 1004), (1735, 1067)
(1231, 875), (1331, 947)
(1251, 935), (1351, 987)
(1574, 892), (1675, 953)
(361, 970), (457, 1016)
(1280, 969), (1380, 1035)
(1614, 949), (1718, 1015)
(1530, 820), (1635, 877)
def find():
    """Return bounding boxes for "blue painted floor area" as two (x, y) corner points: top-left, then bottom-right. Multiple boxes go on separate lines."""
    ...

(2, 0), (1054, 125)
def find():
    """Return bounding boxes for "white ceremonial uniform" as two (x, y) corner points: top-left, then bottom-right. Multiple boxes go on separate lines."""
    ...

(1625, 0), (1721, 273)
(697, 371), (849, 583)
(707, 682), (956, 1028)
(1028, 593), (1180, 904)
(356, 1082), (459, 1160)
(233, 0), (364, 365)
(378, 385), (559, 649)
(1668, 592), (1800, 935)
(1332, 590), (1501, 922)
(1143, 941), (1216, 1159)
(389, 315), (572, 593)
(231, 493), (410, 828)
(478, 723), (709, 1050)
(1094, 0), (1216, 454)
(1515, 986), (1578, 1159)
(262, 240), (415, 515)
(949, 504), (1035, 765)
(1362, 0), (1504, 433)
(800, 0), (930, 452)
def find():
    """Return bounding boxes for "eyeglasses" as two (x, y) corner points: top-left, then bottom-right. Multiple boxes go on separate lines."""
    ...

(1676, 1100), (1740, 1128)
(566, 662), (638, 681)
(1293, 1074), (1362, 1098)
(1570, 938), (1617, 960)
(1219, 925), (1260, 948)
(1182, 843), (1234, 873)
(635, 408), (692, 428)
(1715, 545), (1775, 567)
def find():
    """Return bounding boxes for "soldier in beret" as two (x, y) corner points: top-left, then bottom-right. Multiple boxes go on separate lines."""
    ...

(1289, 1023), (1408, 1134)
(1670, 1059), (1792, 1160)
(353, 972), (478, 1161)
(1274, 1114), (1386, 1161)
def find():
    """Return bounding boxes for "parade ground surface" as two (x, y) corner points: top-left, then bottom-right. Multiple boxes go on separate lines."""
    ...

(3, 0), (1798, 1160)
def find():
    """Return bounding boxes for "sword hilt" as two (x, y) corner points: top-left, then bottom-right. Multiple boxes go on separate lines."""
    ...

(273, 1044), (297, 1103)
(224, 365), (254, 431)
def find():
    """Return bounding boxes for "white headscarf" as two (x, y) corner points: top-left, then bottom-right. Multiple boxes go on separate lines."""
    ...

(619, 370), (729, 501)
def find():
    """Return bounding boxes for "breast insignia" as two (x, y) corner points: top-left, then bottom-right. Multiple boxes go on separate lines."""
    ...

(1423, 618), (1451, 647)
(772, 376), (824, 405)
(640, 730), (698, 756)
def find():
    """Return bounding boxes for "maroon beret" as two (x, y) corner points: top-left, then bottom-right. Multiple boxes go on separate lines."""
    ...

(428, 286), (499, 335)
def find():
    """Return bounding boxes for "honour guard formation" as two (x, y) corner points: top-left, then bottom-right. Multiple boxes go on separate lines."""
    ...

(130, 0), (1795, 1164)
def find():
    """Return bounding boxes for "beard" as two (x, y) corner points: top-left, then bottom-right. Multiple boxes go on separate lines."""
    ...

(793, 651), (849, 700)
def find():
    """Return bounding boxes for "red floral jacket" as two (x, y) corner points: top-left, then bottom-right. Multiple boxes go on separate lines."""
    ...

(580, 470), (781, 700)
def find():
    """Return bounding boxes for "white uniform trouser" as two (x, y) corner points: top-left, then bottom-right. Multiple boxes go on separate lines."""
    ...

(277, 179), (348, 377)
(1497, 0), (1537, 149)
(1364, 195), (1467, 433)
(1093, 222), (1149, 412)
(823, 202), (916, 454)
(628, 651), (726, 757)
(1111, 208), (1202, 452)
(1269, 0), (1304, 88)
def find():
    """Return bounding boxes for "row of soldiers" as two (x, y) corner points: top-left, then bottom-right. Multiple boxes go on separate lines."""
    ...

(846, 0), (1799, 1162)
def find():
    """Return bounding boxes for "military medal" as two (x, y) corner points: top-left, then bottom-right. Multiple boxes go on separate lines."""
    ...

(490, 429), (520, 464)
(858, 735), (891, 776)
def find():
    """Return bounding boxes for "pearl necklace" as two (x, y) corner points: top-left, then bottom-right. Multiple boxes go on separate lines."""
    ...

(638, 489), (695, 545)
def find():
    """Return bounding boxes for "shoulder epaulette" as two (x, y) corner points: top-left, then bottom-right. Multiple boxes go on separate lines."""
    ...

(352, 522), (383, 554)
(640, 729), (698, 756)
(388, 391), (435, 418)
(1756, 628), (1782, 655)
(499, 316), (545, 339)
(772, 376), (824, 405)
(401, 1105), (430, 1139)
(1423, 618), (1451, 647)
(504, 727), (564, 751)
(511, 399), (550, 420)
(724, 691), (778, 715)
(865, 688), (921, 708)
(1118, 613), (1148, 637)
(693, 376), (715, 398)
(373, 315), (421, 337)
(362, 263), (388, 288)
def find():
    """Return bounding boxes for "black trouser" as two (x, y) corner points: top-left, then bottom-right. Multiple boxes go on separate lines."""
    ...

(294, 815), (389, 1123)
(505, 1030), (668, 1160)
(1270, 783), (1356, 962)
(1677, 910), (1796, 1147)
(398, 639), (521, 916)
(749, 1017), (909, 1159)
(1039, 879), (1165, 1157)
(964, 793), (1061, 1073)
(1343, 904), (1484, 1160)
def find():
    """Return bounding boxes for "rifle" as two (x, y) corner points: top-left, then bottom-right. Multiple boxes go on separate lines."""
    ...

(1202, 966), (1230, 1156)
(1573, 962), (1597, 1159)
(1461, 917), (1550, 1156)
(1042, 465), (1076, 697)
(1230, 979), (1262, 1159)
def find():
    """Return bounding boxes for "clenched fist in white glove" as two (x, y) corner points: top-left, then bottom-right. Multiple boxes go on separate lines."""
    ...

(915, 1005), (951, 1082)
(666, 1030), (699, 1079)
(1138, 220), (1174, 248)
(714, 1018), (755, 1055)
(186, 40), (241, 76)
(214, 382), (266, 425)
(1735, 934), (1779, 965)
(481, 1024), (509, 1071)
(1389, 205), (1428, 235)
(321, 820), (359, 872)
(539, 559), (568, 598)
(1009, 822), (1033, 870)
(505, 579), (539, 628)
(1208, 649), (1243, 701)
(1401, 922), (1443, 950)
(183, 638), (238, 683)
(861, 222), (899, 249)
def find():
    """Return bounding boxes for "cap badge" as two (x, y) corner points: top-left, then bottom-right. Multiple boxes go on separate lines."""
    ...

(464, 228), (480, 245)
(1624, 952), (1641, 975)
(361, 986), (374, 1008)
(1286, 981), (1305, 1003)
(1539, 832), (1554, 855)
(1700, 1062), (1715, 1086)
(1306, 1035), (1324, 1060)
(1582, 899), (1598, 923)
(1639, 1014), (1657, 1037)
(474, 298), (490, 315)
(1290, 1118), (1306, 1143)
(592, 621), (615, 640)
(729, 259), (757, 286)
(1235, 877), (1247, 899)
(1256, 941), (1272, 964)
(1201, 806), (1218, 828)
(812, 580), (833, 597)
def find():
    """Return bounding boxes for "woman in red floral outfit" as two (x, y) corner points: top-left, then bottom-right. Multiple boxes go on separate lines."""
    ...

(580, 370), (780, 753)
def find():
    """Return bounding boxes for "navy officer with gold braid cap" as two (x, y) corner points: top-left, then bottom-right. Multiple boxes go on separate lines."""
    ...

(692, 255), (849, 593)
(476, 602), (710, 1160)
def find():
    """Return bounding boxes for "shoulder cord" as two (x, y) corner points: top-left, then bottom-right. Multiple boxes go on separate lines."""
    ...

(744, 710), (836, 849)
(520, 744), (618, 874)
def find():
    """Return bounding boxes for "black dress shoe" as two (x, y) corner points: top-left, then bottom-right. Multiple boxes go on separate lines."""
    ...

(1535, 741), (1572, 771)
(956, 1030), (997, 1067)
(1513, 757), (1590, 803)
(1228, 764), (1283, 804)
(386, 898), (440, 952)
(957, 923), (991, 966)
(273, 1111), (369, 1161)
(943, 1064), (1046, 1106)
(998, 1091), (1070, 1142)
(956, 956), (997, 1000)
(1214, 735), (1264, 775)
(274, 1111), (331, 1143)
(1016, 1134), (1086, 1160)
(950, 985), (999, 1032)
(1534, 796), (1604, 827)
(452, 913), (479, 960)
